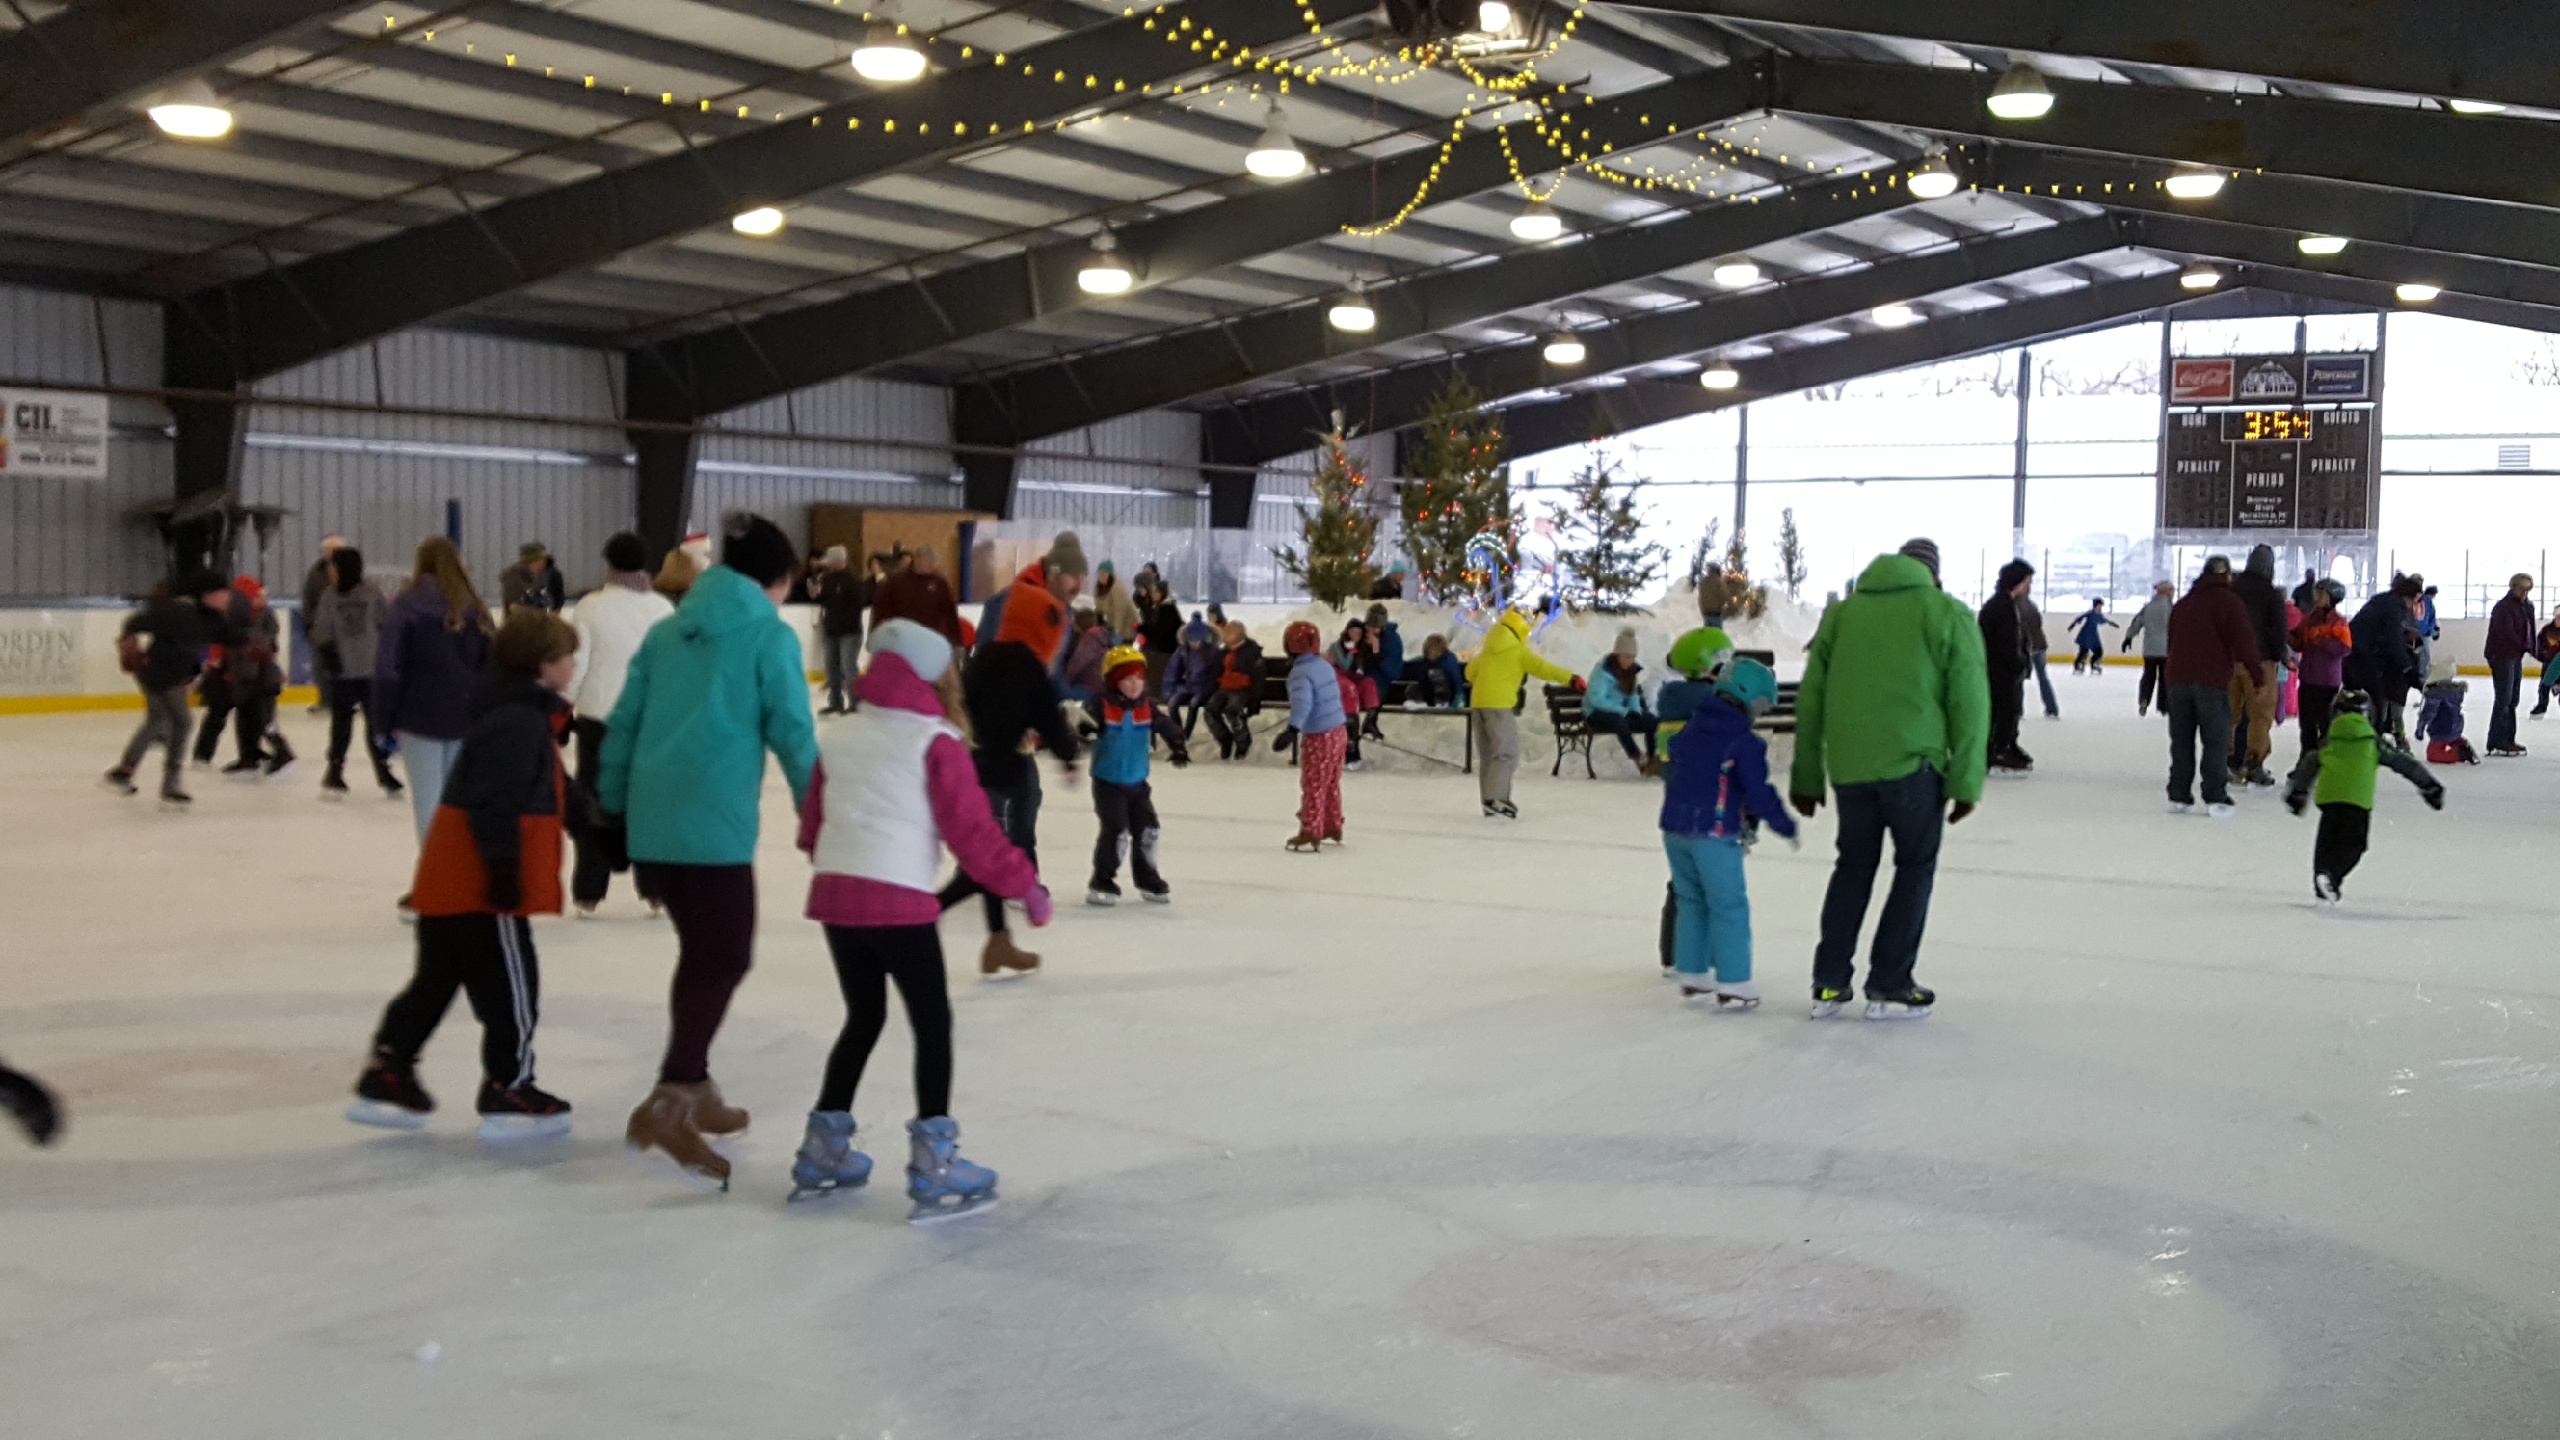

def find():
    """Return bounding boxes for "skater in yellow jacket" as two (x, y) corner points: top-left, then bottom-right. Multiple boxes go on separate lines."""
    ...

(1465, 609), (1579, 819)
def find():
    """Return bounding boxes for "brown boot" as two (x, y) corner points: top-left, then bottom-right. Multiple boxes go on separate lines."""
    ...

(691, 1077), (749, 1136)
(1321, 826), (1343, 845)
(980, 931), (1041, 979)
(1639, 754), (1662, 779)
(625, 1083), (732, 1190)
(1285, 830), (1320, 852)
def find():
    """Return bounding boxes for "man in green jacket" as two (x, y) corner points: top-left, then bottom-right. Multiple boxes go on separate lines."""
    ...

(1788, 538), (1989, 1021)
(600, 512), (819, 1189)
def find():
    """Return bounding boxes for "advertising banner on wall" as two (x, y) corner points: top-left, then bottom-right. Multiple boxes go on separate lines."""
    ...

(0, 612), (86, 694)
(0, 388), (110, 480)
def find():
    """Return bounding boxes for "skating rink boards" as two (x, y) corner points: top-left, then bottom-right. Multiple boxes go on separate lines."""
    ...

(3, 672), (2557, 1438)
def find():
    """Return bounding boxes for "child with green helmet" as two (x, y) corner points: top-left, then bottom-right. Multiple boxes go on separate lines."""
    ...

(1658, 655), (1797, 1008)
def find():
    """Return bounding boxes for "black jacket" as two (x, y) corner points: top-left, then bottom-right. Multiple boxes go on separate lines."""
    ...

(1138, 599), (1182, 654)
(122, 600), (211, 691)
(1977, 594), (2027, 680)
(2345, 593), (2419, 700)
(962, 640), (1081, 788)
(440, 675), (588, 904)
(2230, 569), (2290, 667)
(814, 570), (872, 637)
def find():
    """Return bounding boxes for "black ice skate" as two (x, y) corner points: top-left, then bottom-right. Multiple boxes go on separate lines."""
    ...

(100, 768), (137, 796)
(1863, 986), (1935, 1021)
(1810, 985), (1853, 1019)
(476, 1082), (572, 1142)
(347, 1063), (435, 1130)
(0, 1063), (62, 1145)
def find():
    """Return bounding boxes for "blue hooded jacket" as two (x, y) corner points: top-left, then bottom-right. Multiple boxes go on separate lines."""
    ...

(1286, 651), (1346, 733)
(1658, 694), (1796, 841)
(598, 565), (819, 865)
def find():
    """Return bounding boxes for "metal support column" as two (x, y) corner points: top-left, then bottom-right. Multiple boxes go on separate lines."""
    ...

(2012, 345), (2032, 558)
(1732, 404), (1749, 557)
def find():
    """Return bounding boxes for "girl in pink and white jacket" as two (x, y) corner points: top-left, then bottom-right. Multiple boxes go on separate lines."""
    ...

(791, 618), (1050, 1219)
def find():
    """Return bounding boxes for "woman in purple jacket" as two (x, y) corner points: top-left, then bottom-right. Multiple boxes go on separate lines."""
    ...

(376, 536), (495, 846)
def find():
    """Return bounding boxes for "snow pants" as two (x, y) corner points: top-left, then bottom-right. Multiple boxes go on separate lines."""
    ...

(1664, 833), (1751, 983)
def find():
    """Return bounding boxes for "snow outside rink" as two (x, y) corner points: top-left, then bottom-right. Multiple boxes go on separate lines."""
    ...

(2, 659), (2555, 1440)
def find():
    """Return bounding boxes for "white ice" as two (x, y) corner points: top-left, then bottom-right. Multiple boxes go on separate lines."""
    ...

(2, 668), (2556, 1438)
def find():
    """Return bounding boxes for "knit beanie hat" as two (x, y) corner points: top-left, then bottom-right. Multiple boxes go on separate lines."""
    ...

(1365, 602), (1389, 629)
(867, 617), (953, 684)
(1612, 627), (1639, 659)
(602, 532), (649, 574)
(721, 512), (796, 587)
(1898, 537), (1941, 579)
(519, 541), (549, 563)
(1044, 531), (1089, 580)
(1283, 620), (1321, 655)
(1181, 612), (1212, 645)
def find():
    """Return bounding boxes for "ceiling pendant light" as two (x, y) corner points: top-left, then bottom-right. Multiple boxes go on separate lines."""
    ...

(1510, 199), (1566, 242)
(1542, 329), (1587, 366)
(2163, 168), (2226, 199)
(1078, 232), (1134, 295)
(1245, 104), (1308, 180)
(1477, 0), (1513, 31)
(850, 24), (927, 82)
(1906, 150), (1959, 200)
(2395, 282), (2442, 303)
(2296, 235), (2349, 256)
(2447, 98), (2507, 115)
(2179, 265), (2223, 290)
(146, 79), (233, 140)
(1327, 287), (1377, 333)
(1871, 302), (1920, 329)
(1699, 364), (1741, 390)
(1711, 260), (1762, 289)
(1985, 62), (2054, 120)
(731, 206), (786, 237)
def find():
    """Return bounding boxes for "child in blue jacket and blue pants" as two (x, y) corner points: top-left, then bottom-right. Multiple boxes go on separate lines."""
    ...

(1084, 645), (1190, 904)
(1660, 657), (1795, 1008)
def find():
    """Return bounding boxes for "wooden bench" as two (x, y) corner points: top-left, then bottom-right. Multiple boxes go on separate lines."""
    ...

(1545, 684), (1596, 777)
(1256, 656), (1474, 770)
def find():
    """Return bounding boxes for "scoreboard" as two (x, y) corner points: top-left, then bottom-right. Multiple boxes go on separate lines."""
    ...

(2158, 351), (2379, 533)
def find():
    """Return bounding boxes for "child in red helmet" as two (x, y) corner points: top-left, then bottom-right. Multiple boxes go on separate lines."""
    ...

(1277, 621), (1348, 850)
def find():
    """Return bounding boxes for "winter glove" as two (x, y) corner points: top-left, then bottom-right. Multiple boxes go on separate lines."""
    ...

(1789, 792), (1823, 817)
(1947, 800), (1977, 825)
(1167, 746), (1191, 768)
(2424, 784), (2446, 811)
(1024, 886), (1055, 927)
(375, 731), (400, 758)
(1272, 726), (1298, 753)
(591, 813), (631, 873)
(1570, 675), (1588, 692)
(485, 871), (524, 913)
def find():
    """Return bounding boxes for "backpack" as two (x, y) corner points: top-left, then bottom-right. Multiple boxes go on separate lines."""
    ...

(116, 632), (146, 676)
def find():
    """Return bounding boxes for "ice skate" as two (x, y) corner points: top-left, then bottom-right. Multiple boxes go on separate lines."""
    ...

(1714, 981), (1763, 1012)
(980, 931), (1041, 979)
(1285, 830), (1320, 852)
(787, 1111), (872, 1201)
(158, 788), (191, 811)
(0, 1064), (62, 1146)
(220, 759), (262, 782)
(2207, 802), (2236, 820)
(625, 1083), (731, 1190)
(2245, 765), (2277, 787)
(2166, 799), (2194, 814)
(1864, 986), (1935, 1021)
(262, 741), (297, 780)
(2489, 744), (2527, 758)
(689, 1077), (750, 1136)
(476, 1081), (572, 1141)
(1677, 976), (1715, 999)
(1086, 881), (1120, 907)
(319, 768), (348, 799)
(2285, 789), (2308, 816)
(100, 768), (136, 796)
(1138, 883), (1172, 904)
(905, 1116), (997, 1224)
(572, 901), (598, 920)
(1809, 985), (1852, 1019)
(346, 1062), (434, 1130)
(2313, 873), (2342, 904)
(377, 769), (405, 798)
(1321, 826), (1342, 846)
(2423, 784), (2446, 811)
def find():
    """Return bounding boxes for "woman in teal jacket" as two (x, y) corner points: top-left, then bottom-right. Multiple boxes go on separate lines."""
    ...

(601, 514), (820, 1189)
(1582, 628), (1659, 773)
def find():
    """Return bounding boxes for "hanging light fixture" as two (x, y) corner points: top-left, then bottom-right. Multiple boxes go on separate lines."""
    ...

(1712, 260), (1762, 289)
(850, 24), (927, 82)
(2447, 98), (2507, 115)
(1477, 0), (1513, 31)
(1542, 329), (1587, 366)
(1906, 150), (1959, 200)
(1327, 287), (1377, 333)
(146, 79), (233, 140)
(1510, 199), (1567, 242)
(2296, 235), (2350, 256)
(2395, 282), (2442, 303)
(1871, 303), (1920, 328)
(2179, 265), (2223, 290)
(1245, 104), (1308, 179)
(2163, 168), (2226, 199)
(1985, 63), (2054, 120)
(731, 206), (786, 237)
(1699, 364), (1741, 390)
(1077, 232), (1135, 295)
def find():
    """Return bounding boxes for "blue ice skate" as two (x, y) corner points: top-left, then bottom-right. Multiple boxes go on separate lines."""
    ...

(787, 1111), (872, 1202)
(905, 1116), (997, 1224)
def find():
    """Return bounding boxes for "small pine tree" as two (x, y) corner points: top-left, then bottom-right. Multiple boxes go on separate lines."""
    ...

(1683, 518), (1724, 590)
(1402, 376), (1515, 605)
(1273, 428), (1381, 610)
(1550, 456), (1669, 613)
(1776, 507), (1809, 598)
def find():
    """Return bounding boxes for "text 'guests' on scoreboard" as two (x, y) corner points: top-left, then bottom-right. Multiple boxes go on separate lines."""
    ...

(2158, 351), (2379, 532)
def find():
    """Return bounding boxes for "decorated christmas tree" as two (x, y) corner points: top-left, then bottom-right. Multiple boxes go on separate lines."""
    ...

(1401, 376), (1515, 604)
(1273, 426), (1381, 610)
(1551, 455), (1668, 612)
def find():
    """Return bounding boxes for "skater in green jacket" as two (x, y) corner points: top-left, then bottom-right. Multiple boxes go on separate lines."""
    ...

(2285, 688), (2443, 903)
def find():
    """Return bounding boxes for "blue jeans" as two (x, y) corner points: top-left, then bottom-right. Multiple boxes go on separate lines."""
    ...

(1663, 833), (1751, 982)
(2488, 658), (2522, 751)
(2033, 654), (2058, 716)
(1589, 711), (1659, 761)
(1812, 764), (1944, 997)
(399, 734), (464, 843)
(824, 633), (862, 710)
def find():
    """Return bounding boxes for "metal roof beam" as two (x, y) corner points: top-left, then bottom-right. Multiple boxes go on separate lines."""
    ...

(633, 64), (1770, 417)
(0, 0), (358, 154)
(1615, 1), (2560, 115)
(169, 0), (1374, 387)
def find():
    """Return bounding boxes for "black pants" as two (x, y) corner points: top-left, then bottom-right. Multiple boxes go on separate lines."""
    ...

(326, 676), (390, 778)
(1204, 691), (1255, 752)
(2137, 657), (2166, 712)
(1091, 778), (1165, 891)
(192, 683), (233, 763)
(2165, 682), (2233, 805)
(2074, 642), (2104, 673)
(371, 913), (541, 1089)
(817, 924), (952, 1118)
(639, 863), (757, 1086)
(2314, 803), (2370, 888)
(1587, 711), (1658, 761)
(1168, 695), (1206, 740)
(1987, 669), (2024, 760)
(1658, 881), (1676, 970)
(938, 776), (1040, 934)
(569, 719), (656, 909)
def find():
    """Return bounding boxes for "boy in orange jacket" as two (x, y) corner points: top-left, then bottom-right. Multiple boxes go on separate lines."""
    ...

(347, 611), (588, 1140)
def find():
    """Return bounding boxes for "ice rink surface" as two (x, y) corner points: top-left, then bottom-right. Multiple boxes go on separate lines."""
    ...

(4, 670), (2558, 1438)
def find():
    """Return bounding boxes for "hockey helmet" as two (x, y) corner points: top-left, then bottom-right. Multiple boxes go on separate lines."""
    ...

(1713, 657), (1779, 718)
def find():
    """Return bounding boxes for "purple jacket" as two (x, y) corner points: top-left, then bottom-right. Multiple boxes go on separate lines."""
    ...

(375, 577), (493, 740)
(2486, 593), (2535, 664)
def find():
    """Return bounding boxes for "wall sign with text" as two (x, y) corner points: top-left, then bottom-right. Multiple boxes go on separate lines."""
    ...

(0, 388), (110, 480)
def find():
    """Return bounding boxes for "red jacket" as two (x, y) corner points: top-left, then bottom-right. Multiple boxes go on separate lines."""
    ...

(2164, 572), (2262, 688)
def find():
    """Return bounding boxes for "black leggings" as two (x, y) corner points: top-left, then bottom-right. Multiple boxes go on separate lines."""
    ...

(937, 777), (1039, 934)
(327, 676), (388, 775)
(817, 924), (951, 1118)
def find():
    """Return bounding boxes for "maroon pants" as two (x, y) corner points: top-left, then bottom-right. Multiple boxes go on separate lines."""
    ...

(638, 862), (757, 1085)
